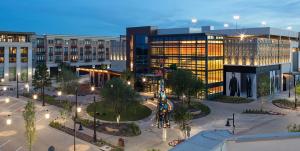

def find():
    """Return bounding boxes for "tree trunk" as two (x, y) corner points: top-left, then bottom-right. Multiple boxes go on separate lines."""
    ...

(42, 86), (45, 106)
(188, 96), (191, 107)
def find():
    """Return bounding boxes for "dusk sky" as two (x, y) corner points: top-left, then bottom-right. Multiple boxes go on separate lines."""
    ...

(1, 0), (299, 36)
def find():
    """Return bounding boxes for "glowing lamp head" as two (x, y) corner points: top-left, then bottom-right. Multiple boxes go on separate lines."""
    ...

(261, 21), (267, 26)
(127, 81), (131, 85)
(25, 83), (29, 88)
(142, 78), (146, 82)
(77, 107), (82, 113)
(91, 86), (95, 91)
(233, 15), (240, 20)
(45, 112), (50, 119)
(224, 23), (229, 28)
(287, 26), (292, 30)
(57, 91), (62, 96)
(1, 78), (4, 82)
(33, 94), (38, 100)
(5, 98), (10, 103)
(3, 86), (7, 91)
(6, 116), (11, 125)
(17, 72), (20, 76)
(191, 18), (198, 24)
(240, 34), (245, 41)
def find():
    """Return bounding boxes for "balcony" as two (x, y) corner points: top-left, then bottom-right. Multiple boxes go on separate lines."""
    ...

(55, 59), (62, 63)
(54, 51), (63, 55)
(98, 58), (105, 62)
(71, 43), (77, 48)
(98, 44), (104, 49)
(55, 43), (63, 47)
(84, 59), (92, 62)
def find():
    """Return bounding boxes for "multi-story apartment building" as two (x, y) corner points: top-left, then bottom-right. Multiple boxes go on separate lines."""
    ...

(33, 35), (117, 76)
(0, 31), (34, 83)
(109, 35), (126, 72)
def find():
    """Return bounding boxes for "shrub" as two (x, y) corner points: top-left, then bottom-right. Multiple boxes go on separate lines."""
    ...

(212, 96), (254, 103)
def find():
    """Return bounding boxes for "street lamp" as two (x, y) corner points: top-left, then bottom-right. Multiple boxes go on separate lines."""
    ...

(127, 81), (131, 85)
(287, 26), (292, 30)
(45, 110), (50, 119)
(233, 15), (240, 29)
(142, 77), (146, 82)
(5, 97), (10, 103)
(3, 86), (7, 91)
(33, 94), (38, 100)
(191, 18), (198, 24)
(225, 113), (235, 134)
(91, 86), (97, 142)
(224, 23), (229, 28)
(57, 91), (62, 103)
(74, 88), (84, 151)
(17, 72), (20, 98)
(261, 21), (267, 27)
(6, 115), (12, 125)
(25, 83), (29, 93)
(1, 78), (4, 82)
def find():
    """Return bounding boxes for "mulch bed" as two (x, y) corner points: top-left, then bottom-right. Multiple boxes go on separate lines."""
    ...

(49, 121), (122, 150)
(77, 118), (141, 137)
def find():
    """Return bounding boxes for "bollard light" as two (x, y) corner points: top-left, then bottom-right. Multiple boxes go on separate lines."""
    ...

(33, 94), (38, 100)
(45, 110), (50, 119)
(6, 115), (12, 125)
(5, 98), (10, 103)
(77, 107), (82, 113)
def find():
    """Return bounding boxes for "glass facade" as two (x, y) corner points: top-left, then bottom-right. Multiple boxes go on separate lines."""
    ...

(150, 34), (224, 97)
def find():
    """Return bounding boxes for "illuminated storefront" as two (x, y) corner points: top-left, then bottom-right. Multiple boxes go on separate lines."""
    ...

(149, 33), (224, 98)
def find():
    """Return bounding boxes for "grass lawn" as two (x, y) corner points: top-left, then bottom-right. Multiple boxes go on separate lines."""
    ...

(188, 101), (211, 119)
(272, 99), (299, 109)
(87, 101), (152, 121)
(211, 95), (254, 103)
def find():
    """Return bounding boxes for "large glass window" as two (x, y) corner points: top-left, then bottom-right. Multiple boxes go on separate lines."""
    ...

(9, 47), (17, 63)
(21, 47), (28, 63)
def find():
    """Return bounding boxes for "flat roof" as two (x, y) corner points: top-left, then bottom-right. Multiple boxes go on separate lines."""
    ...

(0, 31), (35, 35)
(208, 27), (299, 39)
(170, 130), (232, 151)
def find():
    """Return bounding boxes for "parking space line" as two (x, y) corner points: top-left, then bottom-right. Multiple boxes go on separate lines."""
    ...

(0, 139), (11, 148)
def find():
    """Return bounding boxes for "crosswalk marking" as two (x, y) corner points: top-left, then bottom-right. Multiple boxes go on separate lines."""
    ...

(0, 140), (11, 148)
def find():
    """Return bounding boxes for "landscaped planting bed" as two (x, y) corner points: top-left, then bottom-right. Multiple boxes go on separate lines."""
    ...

(76, 118), (141, 137)
(49, 121), (122, 151)
(212, 96), (254, 104)
(272, 99), (300, 110)
(87, 101), (151, 121)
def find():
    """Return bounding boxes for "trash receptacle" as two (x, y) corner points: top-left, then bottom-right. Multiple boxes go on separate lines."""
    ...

(48, 146), (55, 151)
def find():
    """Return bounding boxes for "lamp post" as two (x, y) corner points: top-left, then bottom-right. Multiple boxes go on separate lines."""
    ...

(6, 115), (12, 125)
(294, 75), (297, 109)
(25, 83), (29, 93)
(57, 91), (62, 103)
(233, 15), (240, 30)
(91, 86), (97, 142)
(225, 113), (235, 134)
(17, 72), (20, 98)
(33, 94), (38, 100)
(74, 88), (83, 151)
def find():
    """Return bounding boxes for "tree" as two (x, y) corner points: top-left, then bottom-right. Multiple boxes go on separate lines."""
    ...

(58, 63), (79, 94)
(185, 76), (205, 106)
(169, 64), (177, 71)
(100, 78), (139, 117)
(32, 63), (51, 106)
(173, 105), (192, 139)
(23, 100), (36, 151)
(121, 69), (134, 84)
(168, 69), (193, 102)
(59, 101), (72, 126)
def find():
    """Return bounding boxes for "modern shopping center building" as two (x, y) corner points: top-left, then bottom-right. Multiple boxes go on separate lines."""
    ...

(126, 26), (300, 99)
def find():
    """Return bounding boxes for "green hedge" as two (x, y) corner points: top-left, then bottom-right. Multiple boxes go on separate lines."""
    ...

(212, 96), (254, 104)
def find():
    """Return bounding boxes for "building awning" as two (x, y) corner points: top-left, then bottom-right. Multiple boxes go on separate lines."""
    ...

(76, 68), (121, 76)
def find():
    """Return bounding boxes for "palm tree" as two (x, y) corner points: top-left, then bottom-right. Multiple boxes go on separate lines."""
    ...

(32, 63), (51, 106)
